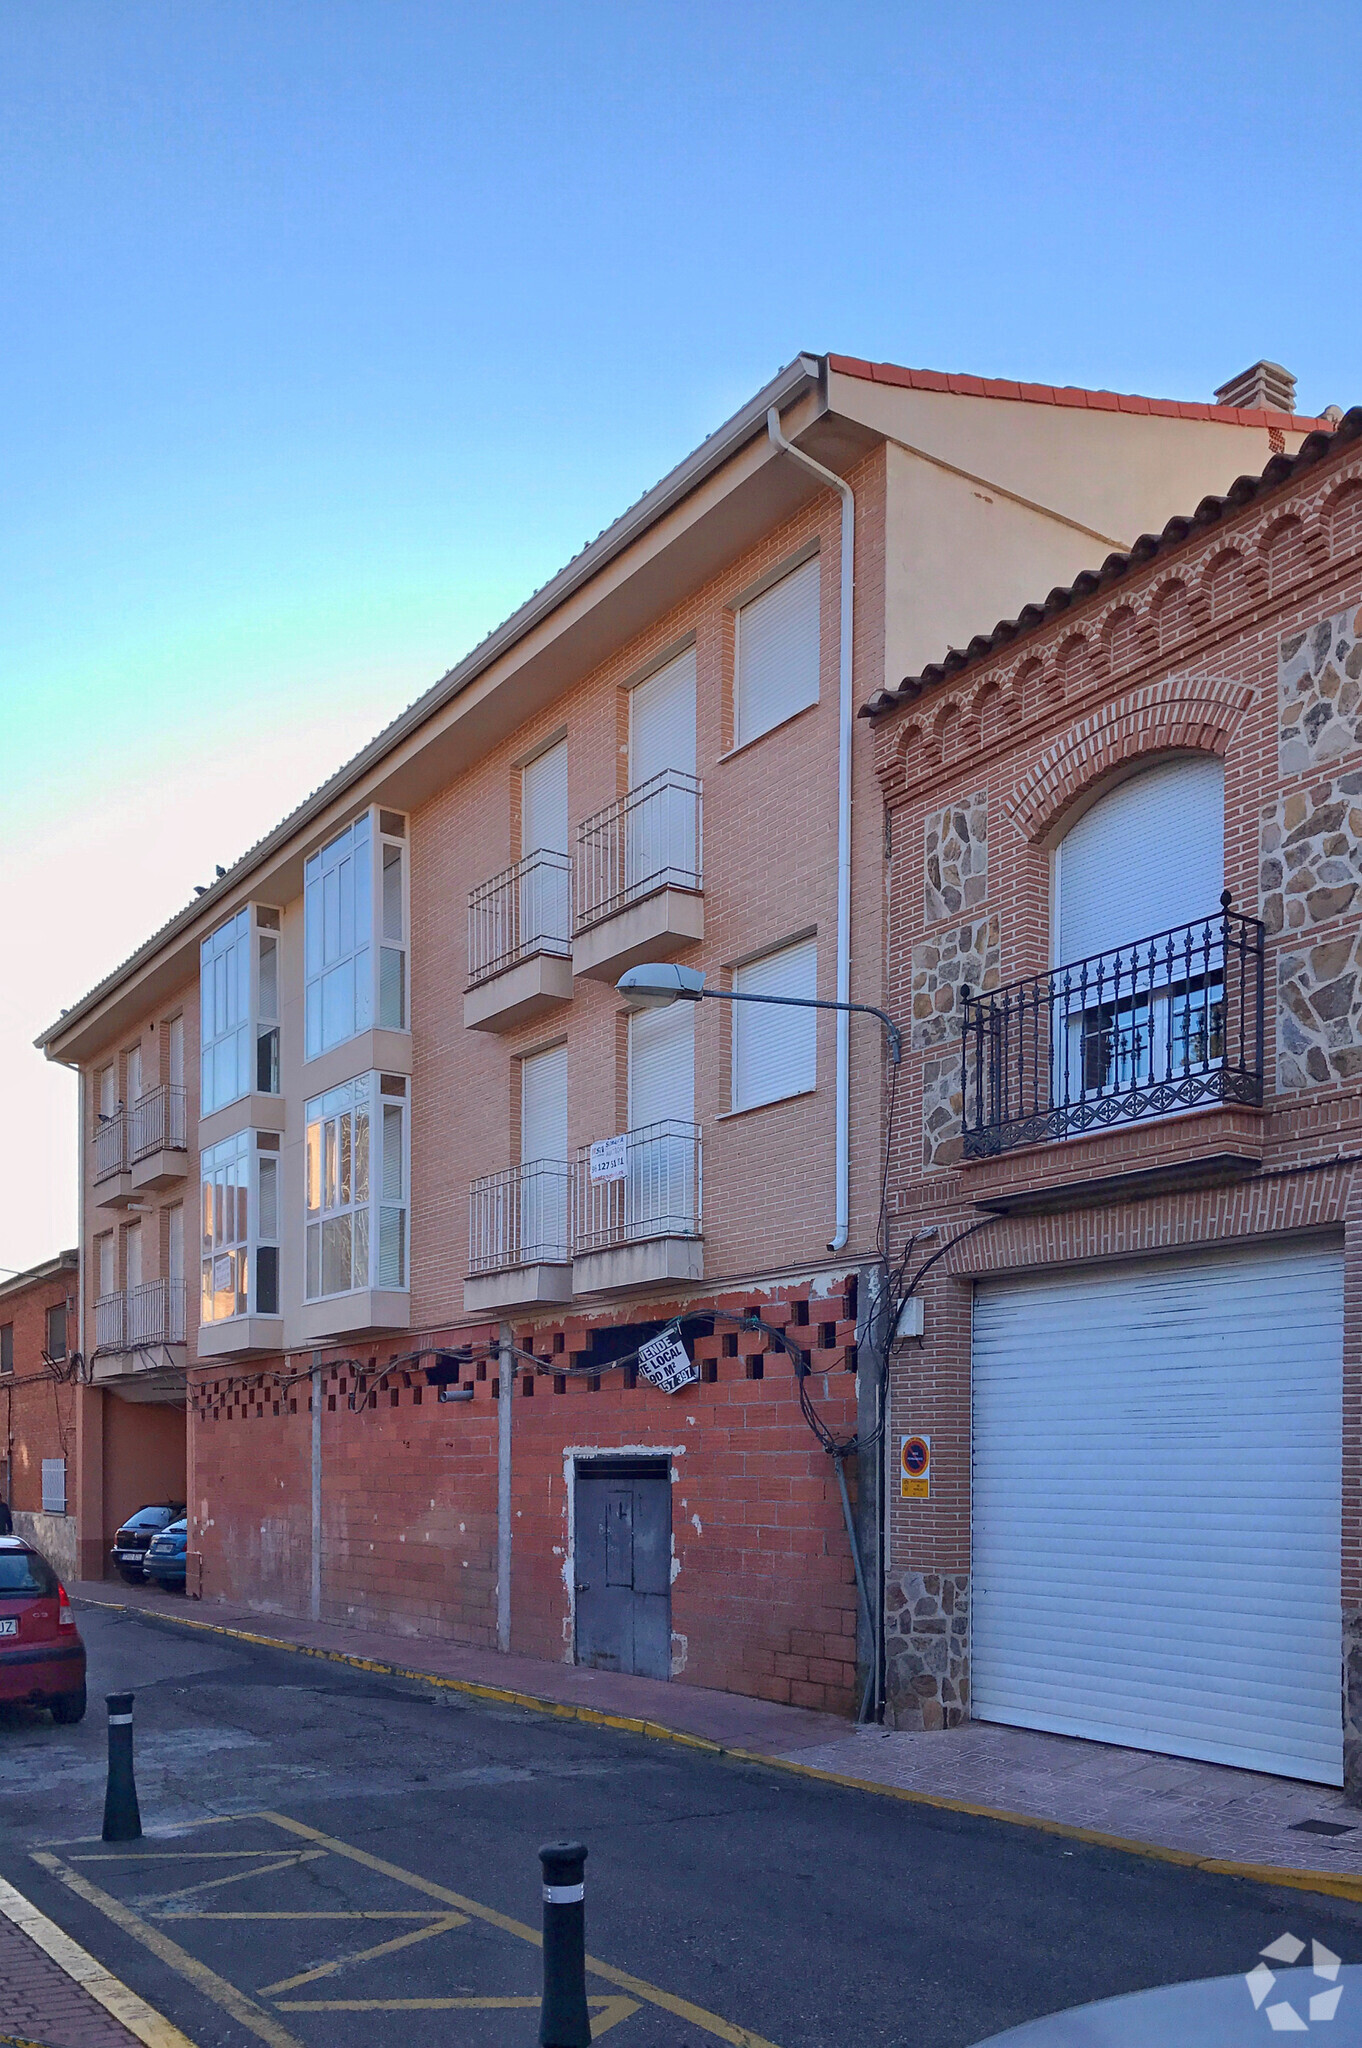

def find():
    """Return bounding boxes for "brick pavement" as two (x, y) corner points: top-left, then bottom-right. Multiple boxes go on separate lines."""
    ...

(0, 1912), (140, 2048)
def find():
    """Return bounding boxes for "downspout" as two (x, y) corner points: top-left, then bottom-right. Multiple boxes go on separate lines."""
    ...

(765, 405), (854, 1250)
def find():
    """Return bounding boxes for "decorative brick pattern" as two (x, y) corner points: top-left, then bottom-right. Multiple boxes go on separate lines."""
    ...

(923, 793), (987, 924)
(1278, 933), (1362, 1089)
(921, 1055), (963, 1171)
(1280, 608), (1362, 774)
(884, 1569), (969, 1730)
(1259, 771), (1362, 936)
(911, 916), (1000, 1051)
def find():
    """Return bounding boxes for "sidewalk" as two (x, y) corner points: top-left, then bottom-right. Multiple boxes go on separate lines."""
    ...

(73, 1578), (1362, 1893)
(0, 1872), (190, 2048)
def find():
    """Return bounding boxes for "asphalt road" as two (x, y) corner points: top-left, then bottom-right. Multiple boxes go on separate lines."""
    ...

(1, 1603), (1360, 2048)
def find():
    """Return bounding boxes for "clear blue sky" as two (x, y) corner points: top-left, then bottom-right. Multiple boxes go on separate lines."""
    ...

(4, 0), (1360, 1268)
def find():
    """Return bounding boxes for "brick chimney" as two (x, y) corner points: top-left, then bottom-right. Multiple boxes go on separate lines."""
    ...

(1213, 361), (1297, 414)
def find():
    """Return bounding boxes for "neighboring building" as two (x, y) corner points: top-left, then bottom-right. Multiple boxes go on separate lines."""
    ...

(867, 404), (1362, 1786)
(0, 1251), (78, 1580)
(38, 353), (1329, 1711)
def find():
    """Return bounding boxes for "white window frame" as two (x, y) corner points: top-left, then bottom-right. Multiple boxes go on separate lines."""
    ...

(733, 553), (821, 750)
(41, 1458), (66, 1514)
(200, 905), (283, 1115)
(304, 810), (409, 1062)
(731, 935), (818, 1113)
(200, 1130), (282, 1324)
(304, 1073), (409, 1301)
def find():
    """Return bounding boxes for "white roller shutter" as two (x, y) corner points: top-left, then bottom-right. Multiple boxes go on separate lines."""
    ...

(735, 555), (821, 747)
(522, 740), (569, 857)
(972, 1239), (1343, 1783)
(733, 937), (817, 1110)
(521, 1044), (567, 1164)
(1055, 756), (1223, 965)
(630, 649), (696, 784)
(628, 1001), (694, 1128)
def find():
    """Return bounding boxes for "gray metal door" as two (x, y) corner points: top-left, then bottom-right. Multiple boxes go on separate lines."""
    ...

(574, 1461), (671, 1680)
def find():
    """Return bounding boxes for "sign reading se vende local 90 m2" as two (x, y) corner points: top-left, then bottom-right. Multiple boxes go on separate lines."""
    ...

(637, 1330), (698, 1395)
(589, 1134), (628, 1182)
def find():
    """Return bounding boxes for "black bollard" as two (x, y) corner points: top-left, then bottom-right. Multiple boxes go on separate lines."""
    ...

(102, 1692), (142, 1843)
(538, 1840), (590, 2048)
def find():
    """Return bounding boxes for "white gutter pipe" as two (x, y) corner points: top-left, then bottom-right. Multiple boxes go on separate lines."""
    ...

(766, 404), (854, 1251)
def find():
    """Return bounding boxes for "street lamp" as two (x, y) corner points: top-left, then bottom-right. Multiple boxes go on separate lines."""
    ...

(616, 962), (901, 1065)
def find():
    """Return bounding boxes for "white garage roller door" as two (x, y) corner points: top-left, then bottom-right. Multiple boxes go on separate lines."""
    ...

(972, 1240), (1343, 1784)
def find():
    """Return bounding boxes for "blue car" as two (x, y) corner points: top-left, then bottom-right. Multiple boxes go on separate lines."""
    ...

(143, 1518), (187, 1591)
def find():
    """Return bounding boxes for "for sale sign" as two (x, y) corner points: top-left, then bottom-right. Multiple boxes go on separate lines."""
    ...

(589, 1134), (628, 1182)
(637, 1330), (698, 1395)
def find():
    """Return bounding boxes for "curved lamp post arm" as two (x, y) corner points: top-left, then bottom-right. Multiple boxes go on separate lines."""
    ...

(616, 963), (901, 1065)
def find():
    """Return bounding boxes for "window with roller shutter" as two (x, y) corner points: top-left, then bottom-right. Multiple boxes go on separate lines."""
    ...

(734, 555), (820, 748)
(732, 937), (817, 1112)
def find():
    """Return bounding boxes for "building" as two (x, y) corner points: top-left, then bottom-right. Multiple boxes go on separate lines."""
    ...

(38, 353), (1328, 1710)
(0, 1251), (78, 1580)
(867, 403), (1362, 1787)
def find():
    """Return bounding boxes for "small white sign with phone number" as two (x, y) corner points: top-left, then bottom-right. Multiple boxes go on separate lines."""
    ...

(637, 1330), (698, 1395)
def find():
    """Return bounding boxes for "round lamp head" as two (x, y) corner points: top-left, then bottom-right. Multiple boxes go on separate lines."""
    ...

(616, 963), (707, 1008)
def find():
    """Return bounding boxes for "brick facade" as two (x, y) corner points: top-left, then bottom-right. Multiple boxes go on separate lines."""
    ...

(0, 1252), (77, 1518)
(871, 417), (1362, 1785)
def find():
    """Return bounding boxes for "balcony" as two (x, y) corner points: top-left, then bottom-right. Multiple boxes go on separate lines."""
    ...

(959, 908), (1265, 1208)
(129, 1085), (189, 1191)
(571, 1119), (702, 1294)
(572, 770), (703, 982)
(93, 1113), (133, 1207)
(464, 849), (574, 1032)
(95, 1282), (187, 1357)
(464, 1159), (573, 1313)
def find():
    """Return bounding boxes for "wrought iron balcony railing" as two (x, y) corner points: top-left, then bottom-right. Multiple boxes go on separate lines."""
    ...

(468, 1159), (571, 1274)
(467, 849), (572, 987)
(97, 1281), (187, 1354)
(129, 1085), (188, 1163)
(93, 1113), (127, 1183)
(574, 770), (702, 932)
(960, 900), (1264, 1160)
(571, 1119), (702, 1254)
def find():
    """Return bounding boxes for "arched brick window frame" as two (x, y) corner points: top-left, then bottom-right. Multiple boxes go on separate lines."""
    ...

(1004, 674), (1253, 845)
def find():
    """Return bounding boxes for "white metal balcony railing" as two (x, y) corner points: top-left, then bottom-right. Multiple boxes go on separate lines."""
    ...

(467, 849), (572, 987)
(93, 1113), (127, 1182)
(96, 1282), (187, 1355)
(468, 1159), (571, 1274)
(571, 1120), (702, 1256)
(574, 770), (702, 933)
(129, 1084), (188, 1163)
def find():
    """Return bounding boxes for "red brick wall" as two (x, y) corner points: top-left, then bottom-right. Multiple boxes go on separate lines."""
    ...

(191, 1278), (861, 1712)
(0, 1263), (76, 1513)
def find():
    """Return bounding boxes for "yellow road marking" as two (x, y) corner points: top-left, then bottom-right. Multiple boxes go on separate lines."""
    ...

(159, 1910), (444, 1920)
(258, 1811), (782, 2047)
(73, 1850), (311, 1860)
(142, 1854), (327, 1907)
(258, 1911), (468, 1995)
(275, 1993), (640, 2030)
(30, 1854), (304, 2048)
(0, 1871), (199, 2048)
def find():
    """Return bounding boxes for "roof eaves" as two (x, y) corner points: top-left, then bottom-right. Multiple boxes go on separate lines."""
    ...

(39, 352), (825, 1052)
(827, 354), (1335, 435)
(862, 411), (1361, 719)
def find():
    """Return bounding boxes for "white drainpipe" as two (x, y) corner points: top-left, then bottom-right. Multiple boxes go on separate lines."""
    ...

(766, 405), (854, 1250)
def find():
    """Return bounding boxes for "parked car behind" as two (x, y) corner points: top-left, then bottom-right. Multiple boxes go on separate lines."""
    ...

(143, 1518), (188, 1592)
(111, 1503), (185, 1584)
(0, 1538), (86, 1722)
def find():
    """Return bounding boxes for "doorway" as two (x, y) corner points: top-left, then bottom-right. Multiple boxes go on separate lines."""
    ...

(573, 1458), (671, 1679)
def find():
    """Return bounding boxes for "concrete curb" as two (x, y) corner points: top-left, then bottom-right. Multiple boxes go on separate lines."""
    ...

(79, 1593), (1362, 1908)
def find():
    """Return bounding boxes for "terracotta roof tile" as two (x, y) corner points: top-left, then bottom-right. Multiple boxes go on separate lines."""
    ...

(826, 354), (1333, 434)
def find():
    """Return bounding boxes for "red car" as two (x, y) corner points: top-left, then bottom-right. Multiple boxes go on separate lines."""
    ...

(0, 1537), (86, 1722)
